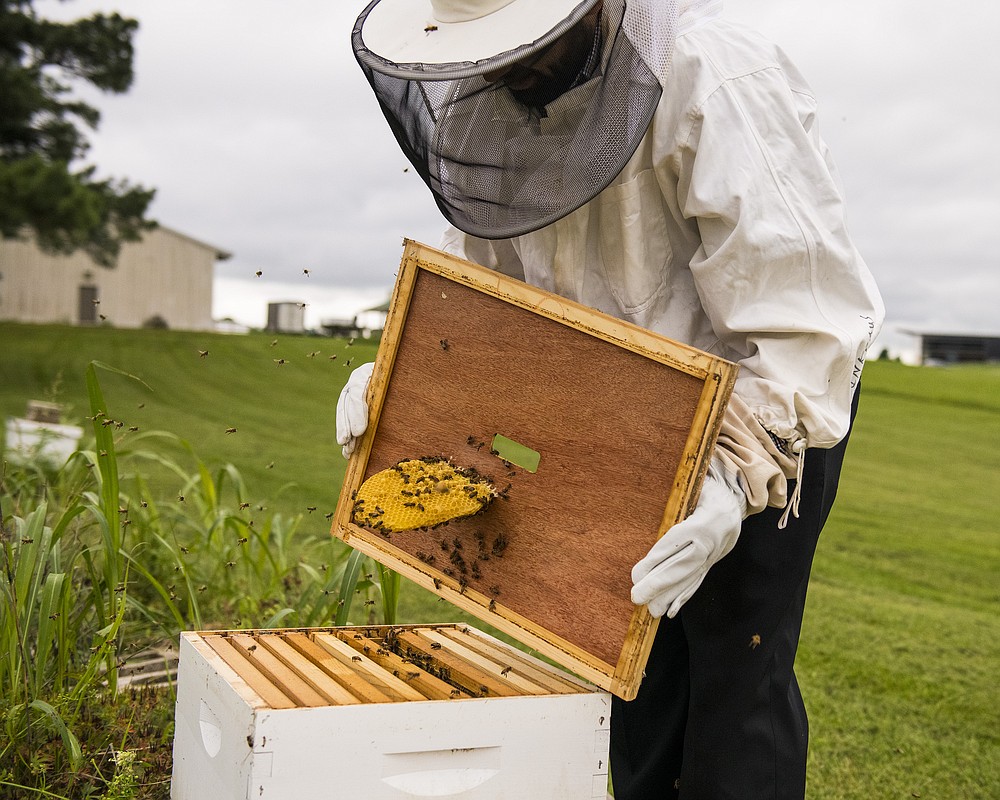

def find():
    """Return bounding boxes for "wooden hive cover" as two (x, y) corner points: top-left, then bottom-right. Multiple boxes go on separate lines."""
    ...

(333, 240), (736, 700)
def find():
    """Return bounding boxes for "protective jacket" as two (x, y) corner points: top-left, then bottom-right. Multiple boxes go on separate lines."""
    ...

(441, 0), (885, 514)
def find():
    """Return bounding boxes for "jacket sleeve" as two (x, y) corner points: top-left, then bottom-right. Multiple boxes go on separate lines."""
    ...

(671, 55), (884, 453)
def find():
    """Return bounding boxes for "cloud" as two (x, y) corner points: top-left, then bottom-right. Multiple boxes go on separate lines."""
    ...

(33, 0), (1000, 354)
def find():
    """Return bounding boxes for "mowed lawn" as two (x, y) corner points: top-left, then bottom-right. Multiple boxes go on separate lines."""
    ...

(2, 322), (998, 797)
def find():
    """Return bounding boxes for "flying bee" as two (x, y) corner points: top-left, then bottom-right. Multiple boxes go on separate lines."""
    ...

(273, 358), (287, 365)
(198, 350), (209, 358)
(255, 271), (263, 277)
(500, 666), (511, 677)
(749, 634), (762, 650)
(225, 427), (237, 434)
(225, 560), (236, 568)
(424, 23), (438, 32)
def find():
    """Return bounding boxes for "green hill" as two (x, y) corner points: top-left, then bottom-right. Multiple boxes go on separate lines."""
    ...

(1, 322), (998, 797)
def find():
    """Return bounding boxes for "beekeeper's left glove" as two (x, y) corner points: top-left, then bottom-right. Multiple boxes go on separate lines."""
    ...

(631, 457), (747, 619)
(336, 361), (374, 459)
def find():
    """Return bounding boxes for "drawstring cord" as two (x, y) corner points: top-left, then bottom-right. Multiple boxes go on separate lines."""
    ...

(778, 439), (806, 529)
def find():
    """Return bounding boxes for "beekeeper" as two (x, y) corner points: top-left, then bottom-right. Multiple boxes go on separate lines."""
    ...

(338, 0), (885, 797)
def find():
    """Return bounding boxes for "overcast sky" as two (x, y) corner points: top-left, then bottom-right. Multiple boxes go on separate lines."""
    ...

(36, 0), (1000, 359)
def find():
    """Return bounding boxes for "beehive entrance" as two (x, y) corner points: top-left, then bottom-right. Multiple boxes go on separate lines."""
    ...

(198, 625), (588, 709)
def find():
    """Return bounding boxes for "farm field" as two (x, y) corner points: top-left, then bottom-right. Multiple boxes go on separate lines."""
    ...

(1, 321), (998, 798)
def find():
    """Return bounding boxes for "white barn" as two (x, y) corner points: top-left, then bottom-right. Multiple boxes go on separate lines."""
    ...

(0, 225), (230, 331)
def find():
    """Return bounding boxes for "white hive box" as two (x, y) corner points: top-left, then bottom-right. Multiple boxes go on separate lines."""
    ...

(171, 625), (610, 799)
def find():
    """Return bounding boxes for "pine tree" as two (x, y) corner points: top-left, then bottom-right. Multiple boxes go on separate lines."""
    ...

(0, 0), (155, 266)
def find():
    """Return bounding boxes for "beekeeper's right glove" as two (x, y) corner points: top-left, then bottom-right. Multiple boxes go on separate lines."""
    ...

(630, 457), (747, 618)
(336, 361), (374, 459)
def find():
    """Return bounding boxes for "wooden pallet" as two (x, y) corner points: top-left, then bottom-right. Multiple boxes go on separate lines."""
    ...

(333, 240), (736, 700)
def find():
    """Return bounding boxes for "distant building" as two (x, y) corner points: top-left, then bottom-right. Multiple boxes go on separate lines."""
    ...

(0, 226), (230, 330)
(904, 331), (1000, 365)
(266, 301), (306, 334)
(354, 300), (390, 338)
(320, 299), (389, 339)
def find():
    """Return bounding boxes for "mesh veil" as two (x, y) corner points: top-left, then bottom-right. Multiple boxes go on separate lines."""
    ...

(353, 0), (679, 239)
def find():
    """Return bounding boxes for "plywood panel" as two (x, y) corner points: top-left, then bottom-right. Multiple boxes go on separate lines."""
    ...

(334, 241), (734, 699)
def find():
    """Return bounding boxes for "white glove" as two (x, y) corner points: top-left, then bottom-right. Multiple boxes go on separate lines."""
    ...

(631, 458), (748, 619)
(335, 362), (374, 459)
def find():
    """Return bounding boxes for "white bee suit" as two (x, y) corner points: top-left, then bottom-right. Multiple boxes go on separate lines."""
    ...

(440, 0), (885, 515)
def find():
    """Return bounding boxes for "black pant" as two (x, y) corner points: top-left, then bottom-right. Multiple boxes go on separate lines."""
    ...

(611, 391), (858, 799)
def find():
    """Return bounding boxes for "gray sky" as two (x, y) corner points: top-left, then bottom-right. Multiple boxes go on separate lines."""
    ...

(37, 0), (1000, 358)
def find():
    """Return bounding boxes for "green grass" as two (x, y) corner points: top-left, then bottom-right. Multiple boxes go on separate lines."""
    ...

(2, 323), (998, 797)
(0, 322), (479, 626)
(798, 361), (1000, 797)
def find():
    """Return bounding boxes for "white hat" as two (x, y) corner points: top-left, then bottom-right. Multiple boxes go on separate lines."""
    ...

(357, 0), (602, 69)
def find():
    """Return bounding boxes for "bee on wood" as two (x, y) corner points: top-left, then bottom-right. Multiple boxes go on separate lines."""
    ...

(488, 598), (497, 612)
(440, 338), (449, 351)
(432, 578), (442, 590)
(430, 642), (442, 650)
(351, 655), (362, 662)
(500, 666), (511, 677)
(491, 532), (508, 557)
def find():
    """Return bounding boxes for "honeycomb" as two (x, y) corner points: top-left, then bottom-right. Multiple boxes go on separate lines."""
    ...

(352, 457), (496, 533)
